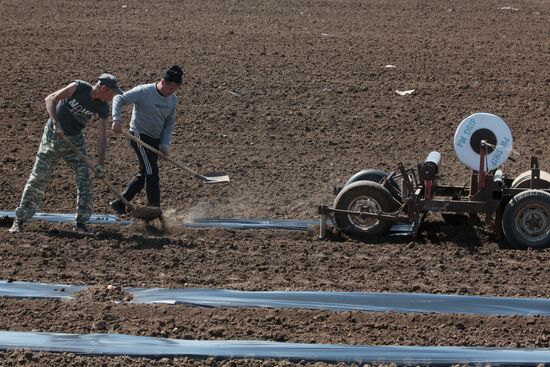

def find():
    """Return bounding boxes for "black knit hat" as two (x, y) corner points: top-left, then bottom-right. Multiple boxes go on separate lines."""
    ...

(163, 65), (183, 84)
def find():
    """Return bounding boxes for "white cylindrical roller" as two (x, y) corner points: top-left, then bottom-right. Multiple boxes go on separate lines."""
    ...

(420, 151), (442, 181)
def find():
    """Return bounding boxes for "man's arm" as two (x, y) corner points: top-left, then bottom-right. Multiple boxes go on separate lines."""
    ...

(111, 94), (124, 133)
(45, 82), (78, 135)
(159, 107), (176, 156)
(111, 86), (142, 133)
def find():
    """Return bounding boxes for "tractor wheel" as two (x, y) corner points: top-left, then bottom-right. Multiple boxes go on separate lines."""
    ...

(511, 170), (550, 189)
(333, 180), (397, 238)
(344, 169), (402, 202)
(345, 169), (391, 185)
(502, 189), (550, 249)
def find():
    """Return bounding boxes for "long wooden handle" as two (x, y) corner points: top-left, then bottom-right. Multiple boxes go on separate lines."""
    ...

(121, 129), (204, 179)
(59, 134), (134, 210)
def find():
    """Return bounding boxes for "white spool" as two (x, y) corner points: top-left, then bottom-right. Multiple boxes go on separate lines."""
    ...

(453, 112), (513, 171)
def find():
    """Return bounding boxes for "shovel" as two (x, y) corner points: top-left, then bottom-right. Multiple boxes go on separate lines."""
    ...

(121, 129), (230, 184)
(59, 133), (162, 221)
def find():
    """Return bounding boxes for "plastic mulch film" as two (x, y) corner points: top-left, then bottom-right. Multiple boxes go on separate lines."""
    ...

(0, 330), (549, 365)
(2, 280), (550, 316)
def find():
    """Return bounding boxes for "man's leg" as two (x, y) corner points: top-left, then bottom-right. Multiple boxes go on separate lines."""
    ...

(111, 132), (161, 214)
(132, 133), (161, 207)
(120, 172), (146, 202)
(109, 135), (148, 215)
(120, 136), (150, 201)
(14, 124), (61, 225)
(63, 134), (92, 225)
(144, 151), (160, 207)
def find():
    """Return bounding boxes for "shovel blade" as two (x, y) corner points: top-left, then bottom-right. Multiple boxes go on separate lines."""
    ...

(128, 206), (163, 221)
(199, 172), (230, 184)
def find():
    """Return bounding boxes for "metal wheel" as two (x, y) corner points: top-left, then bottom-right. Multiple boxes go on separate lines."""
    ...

(502, 189), (550, 249)
(347, 195), (382, 231)
(333, 180), (397, 238)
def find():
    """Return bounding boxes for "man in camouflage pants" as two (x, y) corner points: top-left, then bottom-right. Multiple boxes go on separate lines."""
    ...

(10, 73), (122, 235)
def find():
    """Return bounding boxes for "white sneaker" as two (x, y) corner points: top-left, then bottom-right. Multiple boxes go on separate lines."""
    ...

(8, 220), (25, 233)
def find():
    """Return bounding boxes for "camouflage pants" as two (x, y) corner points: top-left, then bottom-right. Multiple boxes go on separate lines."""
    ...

(15, 122), (92, 224)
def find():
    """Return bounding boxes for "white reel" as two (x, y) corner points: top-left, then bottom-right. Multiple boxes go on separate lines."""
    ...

(453, 112), (513, 171)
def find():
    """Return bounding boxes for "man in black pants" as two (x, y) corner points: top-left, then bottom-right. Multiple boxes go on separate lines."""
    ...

(110, 65), (183, 213)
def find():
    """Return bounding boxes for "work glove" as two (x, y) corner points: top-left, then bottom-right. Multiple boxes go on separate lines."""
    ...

(95, 164), (105, 179)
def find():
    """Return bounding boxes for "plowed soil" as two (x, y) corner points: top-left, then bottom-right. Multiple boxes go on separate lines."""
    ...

(0, 0), (549, 366)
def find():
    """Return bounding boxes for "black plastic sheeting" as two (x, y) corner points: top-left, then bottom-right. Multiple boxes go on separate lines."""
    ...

(2, 281), (550, 316)
(0, 330), (549, 365)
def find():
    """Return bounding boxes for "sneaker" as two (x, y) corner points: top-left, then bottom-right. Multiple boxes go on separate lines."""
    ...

(73, 223), (95, 236)
(8, 220), (25, 233)
(110, 199), (127, 215)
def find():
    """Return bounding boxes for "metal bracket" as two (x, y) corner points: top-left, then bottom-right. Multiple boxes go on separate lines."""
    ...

(318, 205), (330, 239)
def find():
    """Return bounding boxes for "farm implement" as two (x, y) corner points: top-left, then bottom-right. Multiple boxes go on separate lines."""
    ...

(318, 113), (550, 249)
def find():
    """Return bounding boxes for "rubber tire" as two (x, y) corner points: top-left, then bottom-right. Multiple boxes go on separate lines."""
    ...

(333, 180), (397, 238)
(345, 169), (391, 186)
(511, 170), (550, 189)
(502, 189), (550, 249)
(344, 169), (402, 202)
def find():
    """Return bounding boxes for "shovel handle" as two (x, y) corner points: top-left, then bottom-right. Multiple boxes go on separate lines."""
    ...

(59, 134), (134, 211)
(121, 129), (206, 180)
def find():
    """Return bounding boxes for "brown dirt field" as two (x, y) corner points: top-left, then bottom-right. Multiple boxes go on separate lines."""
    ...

(0, 0), (549, 365)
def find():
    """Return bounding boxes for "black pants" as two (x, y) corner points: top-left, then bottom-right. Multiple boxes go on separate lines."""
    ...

(121, 131), (161, 206)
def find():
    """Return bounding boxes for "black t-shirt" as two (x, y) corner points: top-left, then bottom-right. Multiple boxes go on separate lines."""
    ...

(56, 80), (109, 136)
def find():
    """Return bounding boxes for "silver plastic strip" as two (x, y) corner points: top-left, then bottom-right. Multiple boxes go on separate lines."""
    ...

(1, 281), (549, 316)
(129, 287), (550, 316)
(0, 330), (549, 364)
(0, 281), (83, 300)
(0, 210), (410, 233)
(0, 211), (130, 225)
